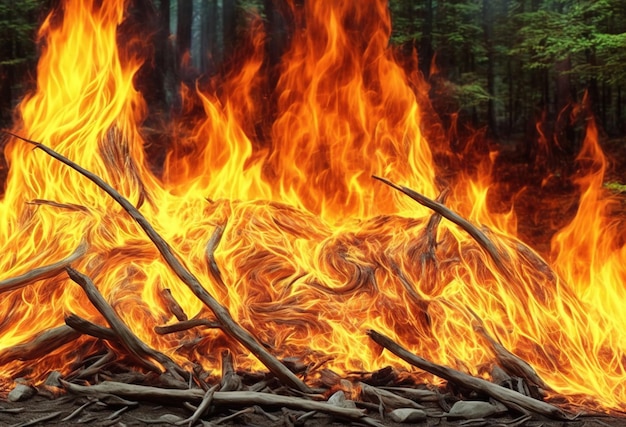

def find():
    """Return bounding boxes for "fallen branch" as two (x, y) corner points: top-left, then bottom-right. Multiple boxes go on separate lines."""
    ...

(0, 325), (80, 366)
(373, 176), (511, 278)
(66, 267), (185, 379)
(0, 241), (87, 295)
(8, 131), (311, 394)
(61, 380), (382, 426)
(366, 329), (570, 420)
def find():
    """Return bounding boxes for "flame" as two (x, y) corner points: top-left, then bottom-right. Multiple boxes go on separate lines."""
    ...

(0, 0), (625, 413)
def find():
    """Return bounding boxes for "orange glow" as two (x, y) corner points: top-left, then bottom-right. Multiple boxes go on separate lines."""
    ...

(0, 0), (625, 414)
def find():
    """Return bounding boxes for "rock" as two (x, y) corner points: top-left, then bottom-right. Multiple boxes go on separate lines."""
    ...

(8, 383), (36, 402)
(446, 400), (499, 419)
(388, 408), (427, 423)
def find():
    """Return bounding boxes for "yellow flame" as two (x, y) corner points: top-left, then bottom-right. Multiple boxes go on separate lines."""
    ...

(0, 0), (625, 413)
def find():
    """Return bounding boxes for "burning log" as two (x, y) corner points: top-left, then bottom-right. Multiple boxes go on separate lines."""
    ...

(7, 131), (312, 394)
(366, 329), (571, 419)
(0, 241), (87, 295)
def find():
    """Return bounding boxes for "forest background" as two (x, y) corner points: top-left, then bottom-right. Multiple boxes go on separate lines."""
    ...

(1, 0), (625, 159)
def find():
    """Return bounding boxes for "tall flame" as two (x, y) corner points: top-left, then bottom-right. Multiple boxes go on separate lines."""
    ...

(0, 0), (625, 412)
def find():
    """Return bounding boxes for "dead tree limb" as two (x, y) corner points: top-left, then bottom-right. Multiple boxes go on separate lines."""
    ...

(373, 176), (511, 278)
(0, 241), (87, 295)
(66, 267), (185, 379)
(366, 329), (569, 420)
(0, 325), (80, 366)
(7, 131), (311, 394)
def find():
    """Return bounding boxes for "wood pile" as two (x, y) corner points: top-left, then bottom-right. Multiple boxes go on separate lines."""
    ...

(0, 133), (600, 426)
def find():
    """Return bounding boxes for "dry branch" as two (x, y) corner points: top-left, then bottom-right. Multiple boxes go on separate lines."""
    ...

(0, 325), (80, 365)
(159, 288), (188, 321)
(373, 175), (512, 278)
(205, 224), (227, 290)
(154, 318), (221, 335)
(367, 329), (569, 419)
(66, 267), (185, 379)
(26, 199), (89, 213)
(65, 313), (118, 341)
(61, 380), (383, 426)
(468, 308), (551, 391)
(0, 241), (87, 295)
(8, 131), (311, 394)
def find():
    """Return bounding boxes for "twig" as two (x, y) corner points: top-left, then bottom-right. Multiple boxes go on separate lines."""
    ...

(0, 325), (80, 366)
(66, 267), (186, 379)
(373, 176), (511, 278)
(0, 241), (87, 295)
(26, 199), (89, 213)
(154, 318), (221, 335)
(10, 411), (62, 427)
(61, 380), (382, 426)
(366, 329), (570, 419)
(7, 131), (311, 393)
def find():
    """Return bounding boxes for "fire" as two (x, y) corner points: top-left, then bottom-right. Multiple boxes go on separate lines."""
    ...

(1, 0), (625, 413)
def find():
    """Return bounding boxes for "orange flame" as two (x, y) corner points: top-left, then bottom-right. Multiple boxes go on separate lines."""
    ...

(0, 0), (625, 413)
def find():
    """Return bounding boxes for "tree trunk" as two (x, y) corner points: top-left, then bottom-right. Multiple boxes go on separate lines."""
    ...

(482, 0), (497, 138)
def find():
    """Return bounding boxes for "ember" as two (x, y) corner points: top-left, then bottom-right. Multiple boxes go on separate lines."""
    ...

(1, 0), (626, 424)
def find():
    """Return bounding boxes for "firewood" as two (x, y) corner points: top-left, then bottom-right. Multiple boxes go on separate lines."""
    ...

(60, 380), (383, 426)
(66, 267), (186, 380)
(10, 132), (311, 393)
(0, 325), (80, 366)
(373, 175), (512, 278)
(154, 318), (221, 335)
(7, 382), (36, 402)
(65, 313), (118, 341)
(366, 329), (571, 420)
(159, 288), (188, 321)
(0, 241), (87, 295)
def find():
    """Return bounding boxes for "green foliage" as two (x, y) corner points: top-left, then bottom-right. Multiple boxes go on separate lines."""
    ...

(0, 0), (43, 64)
(510, 0), (626, 85)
